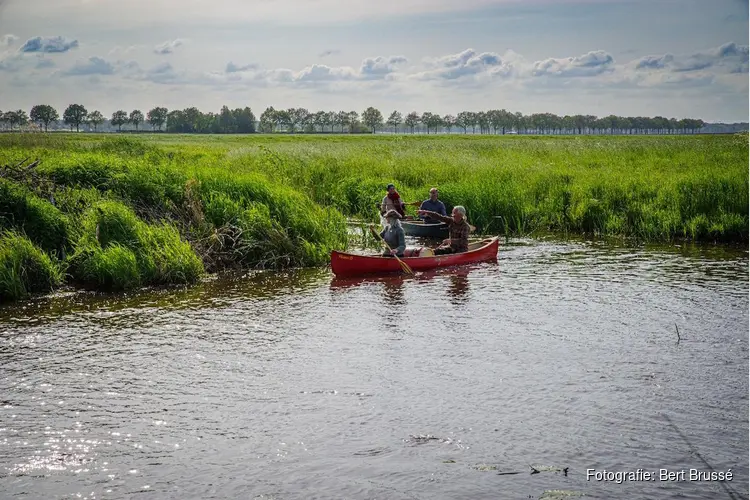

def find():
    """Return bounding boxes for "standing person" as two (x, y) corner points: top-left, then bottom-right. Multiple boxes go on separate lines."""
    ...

(380, 183), (406, 218)
(417, 205), (471, 254)
(379, 210), (406, 257)
(418, 187), (447, 224)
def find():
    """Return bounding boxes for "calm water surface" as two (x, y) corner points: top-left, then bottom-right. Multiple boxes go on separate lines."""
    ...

(0, 237), (747, 500)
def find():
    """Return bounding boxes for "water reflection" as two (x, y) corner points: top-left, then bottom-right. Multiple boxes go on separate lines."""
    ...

(330, 274), (408, 306)
(447, 268), (471, 303)
(381, 276), (406, 306)
(0, 268), (331, 329)
(412, 266), (475, 303)
(329, 264), (478, 306)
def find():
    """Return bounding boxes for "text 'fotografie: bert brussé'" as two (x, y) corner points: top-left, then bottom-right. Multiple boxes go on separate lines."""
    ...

(587, 469), (733, 483)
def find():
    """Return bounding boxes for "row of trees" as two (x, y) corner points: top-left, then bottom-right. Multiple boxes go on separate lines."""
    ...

(0, 104), (257, 134)
(259, 107), (707, 135)
(0, 103), (709, 135)
(0, 105), (160, 133)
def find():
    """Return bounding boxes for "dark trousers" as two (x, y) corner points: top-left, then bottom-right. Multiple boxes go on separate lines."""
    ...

(383, 252), (405, 258)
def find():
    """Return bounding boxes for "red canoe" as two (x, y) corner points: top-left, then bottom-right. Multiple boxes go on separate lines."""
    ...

(331, 237), (499, 276)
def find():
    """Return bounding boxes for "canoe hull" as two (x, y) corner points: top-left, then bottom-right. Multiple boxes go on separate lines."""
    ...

(331, 237), (499, 277)
(401, 220), (449, 238)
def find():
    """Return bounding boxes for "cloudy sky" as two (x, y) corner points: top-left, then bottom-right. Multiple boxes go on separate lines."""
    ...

(0, 0), (747, 122)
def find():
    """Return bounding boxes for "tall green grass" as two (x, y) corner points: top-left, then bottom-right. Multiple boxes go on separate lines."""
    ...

(68, 200), (204, 291)
(0, 232), (63, 301)
(0, 179), (70, 254)
(0, 134), (350, 301)
(204, 133), (747, 242)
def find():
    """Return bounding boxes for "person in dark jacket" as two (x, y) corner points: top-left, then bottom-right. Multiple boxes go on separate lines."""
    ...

(418, 187), (447, 224)
(379, 209), (406, 257)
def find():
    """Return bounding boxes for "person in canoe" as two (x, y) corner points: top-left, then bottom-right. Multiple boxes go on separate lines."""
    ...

(380, 183), (407, 218)
(417, 205), (470, 255)
(379, 209), (406, 257)
(418, 187), (447, 224)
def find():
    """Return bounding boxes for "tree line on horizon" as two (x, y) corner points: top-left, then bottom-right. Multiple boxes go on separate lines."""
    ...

(0, 103), (717, 136)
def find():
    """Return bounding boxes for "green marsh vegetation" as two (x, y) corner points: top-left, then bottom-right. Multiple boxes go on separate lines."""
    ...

(0, 132), (746, 302)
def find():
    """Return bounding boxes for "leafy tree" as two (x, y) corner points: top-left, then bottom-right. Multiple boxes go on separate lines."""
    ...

(361, 106), (383, 133)
(275, 109), (290, 132)
(218, 105), (235, 133)
(166, 110), (186, 132)
(88, 110), (105, 131)
(63, 104), (88, 132)
(147, 107), (168, 131)
(5, 110), (29, 130)
(455, 112), (470, 134)
(421, 112), (443, 134)
(233, 107), (256, 133)
(29, 105), (59, 132)
(421, 112), (434, 134)
(347, 111), (359, 133)
(404, 111), (419, 134)
(259, 106), (277, 133)
(443, 115), (455, 133)
(129, 109), (144, 131)
(466, 112), (479, 134)
(477, 111), (489, 134)
(313, 111), (326, 133)
(323, 111), (335, 133)
(335, 111), (348, 133)
(386, 111), (402, 133)
(1, 112), (12, 130)
(111, 110), (128, 131)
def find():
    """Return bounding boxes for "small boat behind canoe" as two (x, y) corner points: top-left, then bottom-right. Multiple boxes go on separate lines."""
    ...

(331, 237), (499, 277)
(379, 215), (449, 238)
(401, 219), (449, 238)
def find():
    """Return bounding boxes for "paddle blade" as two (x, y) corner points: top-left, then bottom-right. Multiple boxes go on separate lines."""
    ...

(398, 259), (414, 275)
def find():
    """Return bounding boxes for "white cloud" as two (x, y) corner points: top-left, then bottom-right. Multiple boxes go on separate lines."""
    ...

(108, 45), (143, 56)
(0, 50), (58, 72)
(412, 48), (513, 81)
(62, 56), (115, 76)
(226, 62), (258, 73)
(153, 39), (184, 55)
(19, 36), (79, 53)
(633, 42), (749, 74)
(359, 56), (408, 78)
(1, 34), (19, 47)
(0, 54), (23, 72)
(531, 50), (615, 77)
(211, 56), (408, 86)
(36, 58), (55, 69)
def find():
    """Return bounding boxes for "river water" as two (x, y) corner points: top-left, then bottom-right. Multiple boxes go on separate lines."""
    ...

(0, 237), (747, 500)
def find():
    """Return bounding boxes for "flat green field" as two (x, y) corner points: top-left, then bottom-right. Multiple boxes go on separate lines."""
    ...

(0, 132), (747, 301)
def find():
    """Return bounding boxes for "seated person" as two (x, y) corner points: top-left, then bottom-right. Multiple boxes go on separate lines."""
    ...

(380, 183), (406, 218)
(379, 209), (406, 257)
(418, 188), (447, 224)
(417, 205), (470, 255)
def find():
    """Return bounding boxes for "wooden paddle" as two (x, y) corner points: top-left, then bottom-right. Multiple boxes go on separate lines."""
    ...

(369, 225), (414, 275)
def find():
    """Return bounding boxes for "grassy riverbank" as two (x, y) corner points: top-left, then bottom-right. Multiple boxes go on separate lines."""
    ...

(0, 132), (746, 302)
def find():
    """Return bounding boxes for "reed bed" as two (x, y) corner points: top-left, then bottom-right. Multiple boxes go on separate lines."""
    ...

(0, 132), (745, 302)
